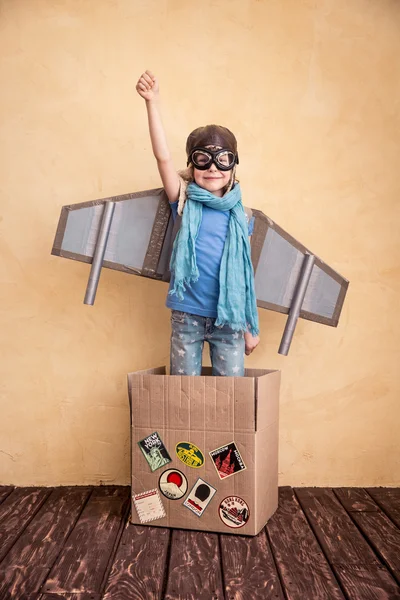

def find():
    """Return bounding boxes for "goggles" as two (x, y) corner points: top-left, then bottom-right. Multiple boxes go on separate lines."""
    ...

(187, 147), (239, 171)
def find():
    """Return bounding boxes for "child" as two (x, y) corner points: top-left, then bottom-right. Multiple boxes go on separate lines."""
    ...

(136, 70), (260, 376)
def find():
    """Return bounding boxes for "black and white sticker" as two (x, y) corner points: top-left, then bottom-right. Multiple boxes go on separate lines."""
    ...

(183, 478), (217, 517)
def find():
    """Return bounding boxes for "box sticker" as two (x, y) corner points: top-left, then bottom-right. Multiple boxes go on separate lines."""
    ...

(219, 496), (250, 528)
(159, 468), (188, 500)
(133, 489), (166, 524)
(209, 442), (246, 480)
(138, 432), (172, 472)
(183, 478), (217, 517)
(176, 442), (204, 468)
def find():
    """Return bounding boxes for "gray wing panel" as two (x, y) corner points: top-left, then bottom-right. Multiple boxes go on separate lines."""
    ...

(61, 196), (160, 268)
(302, 265), (341, 319)
(254, 228), (341, 320)
(53, 188), (348, 331)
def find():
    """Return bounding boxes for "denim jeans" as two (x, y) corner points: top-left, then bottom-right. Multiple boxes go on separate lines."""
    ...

(170, 310), (245, 376)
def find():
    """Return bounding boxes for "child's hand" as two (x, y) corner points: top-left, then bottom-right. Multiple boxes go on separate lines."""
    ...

(244, 332), (260, 355)
(136, 70), (159, 101)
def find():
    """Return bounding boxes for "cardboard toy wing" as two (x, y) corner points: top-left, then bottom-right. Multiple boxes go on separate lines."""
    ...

(51, 188), (349, 355)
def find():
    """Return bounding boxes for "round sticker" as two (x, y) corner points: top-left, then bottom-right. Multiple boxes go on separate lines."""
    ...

(219, 496), (250, 528)
(175, 442), (205, 468)
(159, 468), (188, 500)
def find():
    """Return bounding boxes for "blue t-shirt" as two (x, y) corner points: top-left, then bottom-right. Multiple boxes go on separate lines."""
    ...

(166, 201), (254, 318)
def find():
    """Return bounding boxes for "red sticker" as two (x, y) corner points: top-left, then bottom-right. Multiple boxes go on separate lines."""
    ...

(158, 468), (188, 500)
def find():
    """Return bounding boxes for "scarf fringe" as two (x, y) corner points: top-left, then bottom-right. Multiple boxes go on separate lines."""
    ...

(168, 273), (199, 301)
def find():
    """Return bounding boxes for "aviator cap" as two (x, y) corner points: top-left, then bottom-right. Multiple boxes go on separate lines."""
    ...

(186, 124), (238, 156)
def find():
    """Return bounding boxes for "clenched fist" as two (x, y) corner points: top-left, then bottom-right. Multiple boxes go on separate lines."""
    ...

(244, 331), (260, 355)
(136, 70), (159, 101)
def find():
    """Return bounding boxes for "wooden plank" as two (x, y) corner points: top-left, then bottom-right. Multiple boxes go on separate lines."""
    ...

(267, 487), (344, 600)
(366, 488), (400, 528)
(43, 486), (130, 594)
(39, 595), (101, 599)
(295, 488), (380, 565)
(296, 488), (400, 599)
(220, 528), (285, 600)
(0, 486), (14, 504)
(333, 488), (380, 512)
(102, 522), (170, 600)
(333, 565), (400, 600)
(164, 529), (224, 600)
(0, 487), (51, 562)
(350, 512), (400, 585)
(0, 487), (91, 599)
(335, 488), (400, 583)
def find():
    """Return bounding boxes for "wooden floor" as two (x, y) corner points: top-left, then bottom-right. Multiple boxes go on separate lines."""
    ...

(0, 486), (399, 600)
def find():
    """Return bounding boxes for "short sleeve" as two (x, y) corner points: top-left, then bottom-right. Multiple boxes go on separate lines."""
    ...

(248, 216), (255, 236)
(170, 200), (178, 221)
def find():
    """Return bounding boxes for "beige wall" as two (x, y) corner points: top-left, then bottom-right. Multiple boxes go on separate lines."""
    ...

(1, 0), (399, 486)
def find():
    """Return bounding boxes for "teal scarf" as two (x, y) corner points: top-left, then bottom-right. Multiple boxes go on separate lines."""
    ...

(169, 182), (259, 335)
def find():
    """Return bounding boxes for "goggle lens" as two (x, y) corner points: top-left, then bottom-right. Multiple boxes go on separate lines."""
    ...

(192, 150), (212, 168)
(216, 151), (235, 167)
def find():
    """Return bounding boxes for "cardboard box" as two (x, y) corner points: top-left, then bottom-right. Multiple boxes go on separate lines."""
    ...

(128, 366), (280, 536)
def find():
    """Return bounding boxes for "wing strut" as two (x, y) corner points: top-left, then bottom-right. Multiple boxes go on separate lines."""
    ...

(279, 253), (315, 355)
(84, 201), (116, 305)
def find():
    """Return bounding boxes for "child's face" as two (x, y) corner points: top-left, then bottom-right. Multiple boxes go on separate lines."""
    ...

(193, 145), (232, 197)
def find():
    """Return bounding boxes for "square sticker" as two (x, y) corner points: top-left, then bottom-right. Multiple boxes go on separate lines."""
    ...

(183, 478), (217, 517)
(133, 489), (166, 524)
(138, 432), (172, 472)
(209, 442), (246, 480)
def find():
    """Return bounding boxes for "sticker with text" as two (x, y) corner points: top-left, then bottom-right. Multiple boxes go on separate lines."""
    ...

(209, 442), (246, 480)
(183, 478), (217, 517)
(176, 442), (204, 468)
(219, 496), (250, 528)
(133, 489), (166, 524)
(159, 468), (188, 500)
(138, 432), (172, 472)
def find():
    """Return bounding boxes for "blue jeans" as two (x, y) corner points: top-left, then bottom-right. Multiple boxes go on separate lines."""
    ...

(170, 310), (245, 376)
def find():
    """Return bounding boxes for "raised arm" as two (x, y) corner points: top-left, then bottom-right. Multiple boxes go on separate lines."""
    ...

(136, 70), (180, 204)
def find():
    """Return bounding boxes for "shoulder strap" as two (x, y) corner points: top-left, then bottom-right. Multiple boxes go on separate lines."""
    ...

(171, 213), (182, 244)
(161, 211), (182, 282)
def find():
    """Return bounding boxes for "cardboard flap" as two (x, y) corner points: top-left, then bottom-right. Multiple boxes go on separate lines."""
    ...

(255, 370), (281, 431)
(127, 366), (166, 409)
(129, 369), (257, 433)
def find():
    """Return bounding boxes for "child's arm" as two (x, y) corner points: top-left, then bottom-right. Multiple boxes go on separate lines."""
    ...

(136, 70), (180, 204)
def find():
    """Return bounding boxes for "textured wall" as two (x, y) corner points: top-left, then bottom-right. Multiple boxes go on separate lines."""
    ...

(0, 0), (399, 486)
